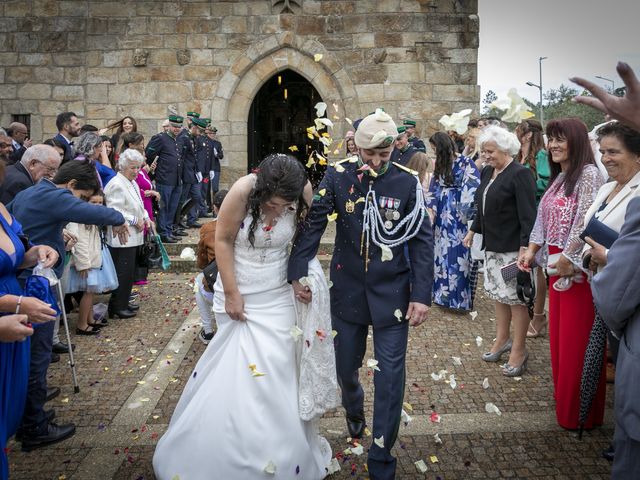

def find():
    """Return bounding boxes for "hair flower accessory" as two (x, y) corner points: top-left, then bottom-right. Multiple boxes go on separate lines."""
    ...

(438, 108), (473, 134)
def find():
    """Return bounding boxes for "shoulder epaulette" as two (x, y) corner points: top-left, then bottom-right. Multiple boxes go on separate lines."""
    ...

(393, 162), (419, 176)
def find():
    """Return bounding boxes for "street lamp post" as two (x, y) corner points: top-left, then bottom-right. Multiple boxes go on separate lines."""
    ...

(595, 75), (615, 93)
(526, 56), (548, 125)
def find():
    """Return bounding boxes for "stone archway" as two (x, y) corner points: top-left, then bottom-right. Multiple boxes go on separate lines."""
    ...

(209, 33), (359, 186)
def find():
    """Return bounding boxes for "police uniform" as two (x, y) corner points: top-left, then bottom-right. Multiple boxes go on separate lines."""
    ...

(195, 127), (213, 216)
(145, 118), (183, 240)
(210, 133), (223, 193)
(288, 110), (434, 480)
(403, 119), (427, 153)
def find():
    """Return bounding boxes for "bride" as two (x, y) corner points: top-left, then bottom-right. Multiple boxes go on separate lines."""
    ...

(153, 154), (334, 479)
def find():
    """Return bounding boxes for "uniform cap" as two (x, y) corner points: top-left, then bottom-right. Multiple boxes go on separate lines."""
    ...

(354, 109), (398, 149)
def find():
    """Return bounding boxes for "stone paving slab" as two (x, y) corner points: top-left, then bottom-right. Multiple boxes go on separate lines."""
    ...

(6, 276), (615, 479)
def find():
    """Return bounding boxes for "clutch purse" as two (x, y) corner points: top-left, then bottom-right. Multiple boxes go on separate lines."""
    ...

(579, 217), (618, 249)
(500, 261), (519, 282)
(202, 260), (218, 291)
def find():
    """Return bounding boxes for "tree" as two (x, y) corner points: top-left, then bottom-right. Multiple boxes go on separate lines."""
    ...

(538, 84), (606, 129)
(481, 90), (501, 117)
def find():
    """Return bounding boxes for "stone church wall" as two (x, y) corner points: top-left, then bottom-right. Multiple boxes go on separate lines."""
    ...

(0, 0), (479, 182)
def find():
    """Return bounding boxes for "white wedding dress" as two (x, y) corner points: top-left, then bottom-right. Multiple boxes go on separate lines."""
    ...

(153, 208), (331, 480)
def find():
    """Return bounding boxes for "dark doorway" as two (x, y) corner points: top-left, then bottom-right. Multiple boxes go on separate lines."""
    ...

(248, 69), (327, 187)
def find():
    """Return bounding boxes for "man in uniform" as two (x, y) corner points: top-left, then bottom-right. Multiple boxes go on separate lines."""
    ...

(195, 119), (214, 218)
(177, 115), (207, 228)
(288, 109), (434, 480)
(209, 126), (223, 200)
(145, 115), (183, 243)
(403, 118), (427, 153)
(390, 126), (419, 166)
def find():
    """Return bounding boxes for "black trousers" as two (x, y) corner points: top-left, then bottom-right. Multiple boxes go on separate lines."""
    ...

(108, 246), (137, 311)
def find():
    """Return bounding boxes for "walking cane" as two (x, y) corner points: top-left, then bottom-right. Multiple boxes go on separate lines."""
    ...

(54, 280), (80, 394)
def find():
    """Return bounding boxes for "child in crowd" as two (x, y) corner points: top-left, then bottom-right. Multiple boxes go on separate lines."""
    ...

(62, 192), (119, 335)
(194, 189), (228, 344)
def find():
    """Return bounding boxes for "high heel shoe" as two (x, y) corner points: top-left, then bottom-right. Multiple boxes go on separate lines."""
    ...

(527, 313), (548, 338)
(482, 339), (512, 362)
(502, 351), (529, 377)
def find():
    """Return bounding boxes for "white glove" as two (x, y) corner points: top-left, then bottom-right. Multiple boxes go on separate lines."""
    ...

(209, 171), (215, 180)
(196, 172), (203, 183)
(213, 148), (218, 157)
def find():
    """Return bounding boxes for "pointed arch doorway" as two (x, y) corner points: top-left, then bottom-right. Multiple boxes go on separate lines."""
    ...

(247, 69), (326, 186)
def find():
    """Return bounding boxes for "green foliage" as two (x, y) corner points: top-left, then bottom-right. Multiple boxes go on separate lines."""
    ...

(538, 84), (606, 129)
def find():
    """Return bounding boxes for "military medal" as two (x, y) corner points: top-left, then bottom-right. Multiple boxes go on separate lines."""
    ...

(392, 211), (400, 220)
(345, 199), (355, 213)
(384, 220), (393, 229)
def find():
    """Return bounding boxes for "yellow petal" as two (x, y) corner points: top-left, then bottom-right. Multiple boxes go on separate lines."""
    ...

(306, 156), (315, 168)
(430, 455), (439, 463)
(335, 164), (345, 173)
(314, 53), (323, 62)
(318, 188), (326, 196)
(327, 212), (338, 222)
(403, 402), (413, 413)
(355, 197), (365, 204)
(288, 145), (299, 152)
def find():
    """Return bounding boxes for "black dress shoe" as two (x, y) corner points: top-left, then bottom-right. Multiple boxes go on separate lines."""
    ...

(602, 443), (615, 462)
(160, 235), (177, 244)
(75, 326), (100, 336)
(173, 230), (188, 237)
(108, 308), (137, 319)
(187, 221), (202, 228)
(46, 386), (60, 402)
(199, 213), (213, 218)
(52, 342), (76, 354)
(127, 303), (140, 311)
(50, 353), (60, 363)
(346, 412), (366, 439)
(15, 410), (55, 442)
(178, 222), (189, 229)
(20, 422), (76, 452)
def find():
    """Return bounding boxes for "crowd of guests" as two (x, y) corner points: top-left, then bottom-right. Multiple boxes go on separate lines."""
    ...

(0, 109), (225, 478)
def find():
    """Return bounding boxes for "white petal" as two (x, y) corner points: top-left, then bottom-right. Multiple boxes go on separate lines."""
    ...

(351, 444), (364, 455)
(415, 460), (429, 473)
(433, 433), (442, 444)
(327, 458), (341, 474)
(475, 336), (483, 347)
(374, 435), (385, 448)
(449, 374), (457, 389)
(289, 325), (303, 340)
(482, 377), (490, 389)
(380, 245), (393, 262)
(179, 247), (196, 261)
(317, 117), (334, 128)
(263, 461), (276, 475)
(485, 402), (502, 415)
(451, 356), (462, 366)
(400, 409), (412, 424)
(366, 358), (380, 371)
(314, 102), (327, 117)
(469, 311), (478, 320)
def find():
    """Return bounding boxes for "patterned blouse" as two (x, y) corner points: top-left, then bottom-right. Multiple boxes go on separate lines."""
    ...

(530, 164), (604, 266)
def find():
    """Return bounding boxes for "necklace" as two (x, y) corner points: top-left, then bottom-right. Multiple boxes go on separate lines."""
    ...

(493, 159), (513, 178)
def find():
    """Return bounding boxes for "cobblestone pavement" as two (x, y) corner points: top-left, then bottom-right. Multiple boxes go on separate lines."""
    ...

(7, 273), (614, 479)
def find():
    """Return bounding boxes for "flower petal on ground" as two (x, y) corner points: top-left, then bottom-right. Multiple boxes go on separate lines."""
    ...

(415, 460), (428, 473)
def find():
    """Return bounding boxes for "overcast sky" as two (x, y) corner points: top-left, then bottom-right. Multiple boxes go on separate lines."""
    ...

(477, 0), (640, 106)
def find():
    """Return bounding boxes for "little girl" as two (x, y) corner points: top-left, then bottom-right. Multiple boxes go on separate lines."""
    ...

(62, 192), (119, 335)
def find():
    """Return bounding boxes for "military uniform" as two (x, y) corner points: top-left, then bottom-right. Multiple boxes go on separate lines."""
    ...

(145, 129), (182, 239)
(403, 119), (427, 154)
(210, 135), (223, 193)
(177, 128), (202, 226)
(195, 133), (213, 216)
(390, 144), (419, 166)
(288, 157), (434, 480)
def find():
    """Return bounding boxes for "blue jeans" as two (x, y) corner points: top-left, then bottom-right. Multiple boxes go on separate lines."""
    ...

(156, 183), (182, 237)
(179, 183), (202, 224)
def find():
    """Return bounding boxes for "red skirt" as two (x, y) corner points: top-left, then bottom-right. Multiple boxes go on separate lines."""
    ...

(547, 245), (606, 429)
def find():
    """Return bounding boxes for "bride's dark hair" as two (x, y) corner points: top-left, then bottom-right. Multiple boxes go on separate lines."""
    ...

(247, 154), (308, 247)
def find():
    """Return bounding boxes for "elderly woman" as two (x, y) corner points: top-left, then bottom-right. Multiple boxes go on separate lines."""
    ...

(518, 118), (605, 429)
(104, 149), (152, 319)
(463, 126), (536, 376)
(74, 132), (116, 187)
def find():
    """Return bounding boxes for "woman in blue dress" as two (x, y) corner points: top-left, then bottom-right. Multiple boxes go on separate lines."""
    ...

(426, 132), (480, 311)
(0, 200), (58, 480)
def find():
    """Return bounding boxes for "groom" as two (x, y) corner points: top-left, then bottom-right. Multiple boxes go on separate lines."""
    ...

(288, 109), (434, 479)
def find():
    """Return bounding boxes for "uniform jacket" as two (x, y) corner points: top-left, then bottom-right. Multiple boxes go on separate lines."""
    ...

(104, 172), (148, 248)
(195, 135), (212, 174)
(66, 222), (102, 271)
(0, 161), (34, 204)
(145, 131), (182, 186)
(409, 136), (426, 154)
(177, 129), (198, 185)
(592, 196), (640, 441)
(8, 179), (125, 277)
(211, 139), (223, 171)
(390, 145), (418, 166)
(288, 160), (434, 327)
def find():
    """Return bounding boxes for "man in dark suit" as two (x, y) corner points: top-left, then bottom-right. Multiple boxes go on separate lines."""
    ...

(196, 120), (214, 218)
(145, 115), (184, 243)
(592, 196), (640, 478)
(288, 110), (434, 480)
(0, 145), (61, 204)
(53, 112), (81, 163)
(177, 115), (207, 228)
(390, 126), (419, 165)
(209, 126), (223, 195)
(6, 122), (31, 165)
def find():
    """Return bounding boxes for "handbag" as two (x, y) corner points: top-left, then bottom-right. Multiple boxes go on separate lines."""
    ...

(500, 261), (519, 282)
(579, 216), (618, 249)
(139, 231), (162, 269)
(202, 259), (218, 291)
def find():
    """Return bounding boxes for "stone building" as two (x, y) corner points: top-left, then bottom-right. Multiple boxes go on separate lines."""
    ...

(0, 0), (479, 183)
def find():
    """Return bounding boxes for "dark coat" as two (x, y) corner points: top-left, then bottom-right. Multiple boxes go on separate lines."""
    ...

(211, 139), (223, 172)
(390, 145), (419, 166)
(470, 162), (536, 252)
(288, 160), (434, 327)
(195, 135), (213, 174)
(177, 129), (198, 185)
(7, 179), (125, 277)
(145, 131), (182, 187)
(54, 133), (75, 163)
(0, 161), (33, 204)
(8, 143), (26, 164)
(409, 136), (427, 154)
